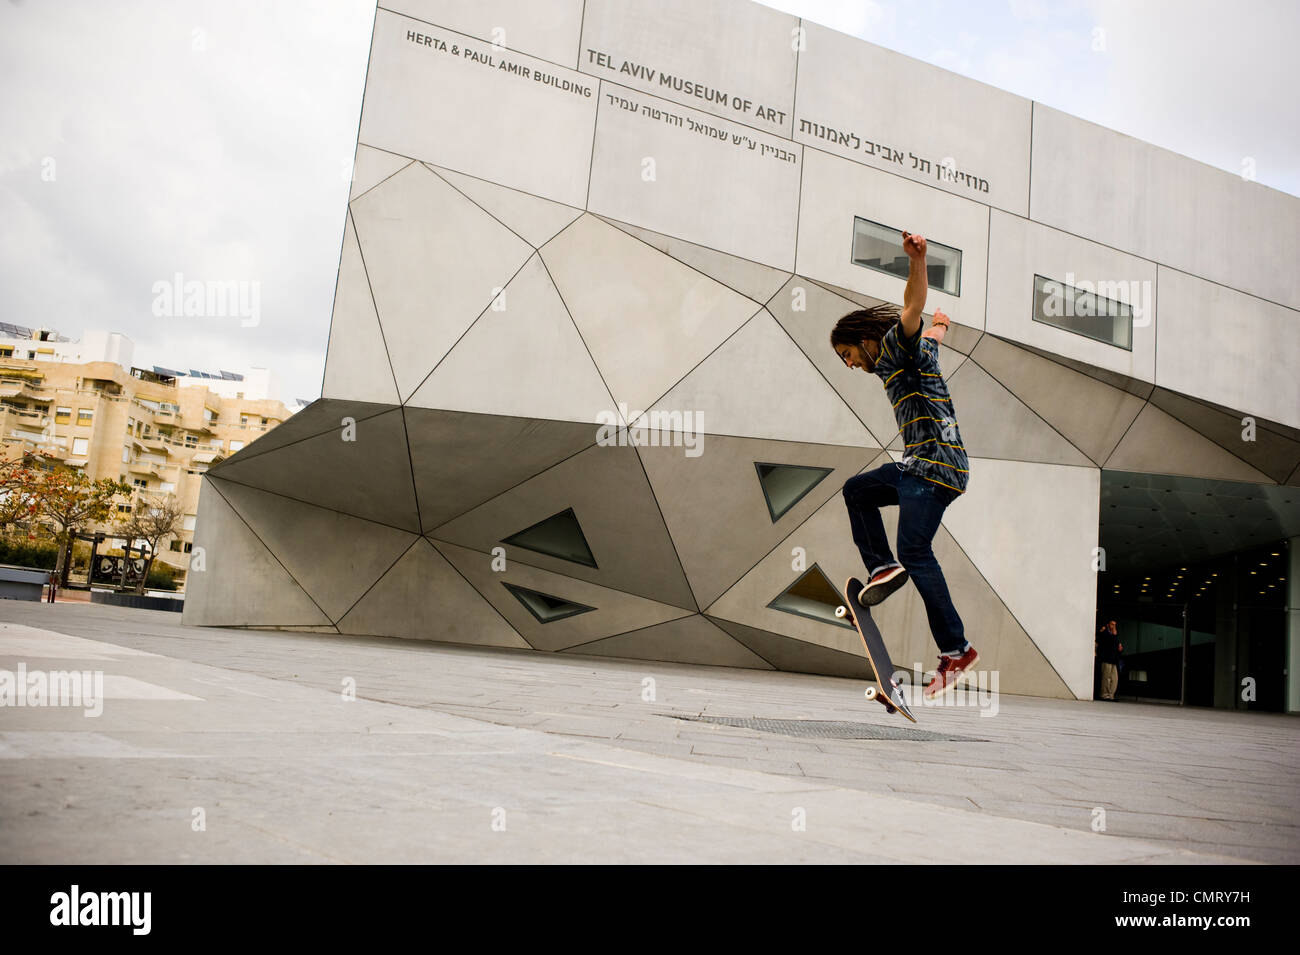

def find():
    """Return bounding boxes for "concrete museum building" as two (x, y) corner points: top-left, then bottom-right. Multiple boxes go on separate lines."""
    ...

(183, 0), (1300, 710)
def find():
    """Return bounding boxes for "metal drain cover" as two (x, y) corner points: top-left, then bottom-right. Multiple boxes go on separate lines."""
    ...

(667, 715), (984, 742)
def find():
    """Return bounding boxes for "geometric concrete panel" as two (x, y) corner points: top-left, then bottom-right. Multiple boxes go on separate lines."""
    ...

(431, 442), (698, 610)
(405, 254), (616, 423)
(180, 480), (332, 629)
(795, 21), (1032, 215)
(998, 340), (1154, 400)
(906, 526), (1077, 701)
(705, 463), (1076, 698)
(402, 409), (596, 531)
(428, 164), (583, 249)
(867, 507), (1077, 698)
(210, 478), (418, 623)
(640, 309), (874, 446)
(210, 398), (396, 469)
(390, 0), (586, 66)
(358, 9), (597, 207)
(432, 540), (693, 652)
(207, 408), (421, 533)
(1105, 404), (1273, 484)
(939, 457), (1101, 699)
(1148, 388), (1300, 485)
(703, 461), (894, 658)
(1154, 265), (1300, 431)
(321, 214), (401, 404)
(579, 0), (798, 137)
(882, 521), (1077, 701)
(1030, 102), (1300, 312)
(796, 148), (990, 331)
(985, 209), (1158, 385)
(541, 214), (762, 413)
(350, 162), (533, 402)
(595, 215), (792, 305)
(766, 275), (901, 448)
(1009, 338), (1155, 400)
(586, 88), (802, 271)
(560, 614), (774, 669)
(636, 434), (872, 610)
(349, 144), (413, 200)
(336, 538), (529, 648)
(930, 358), (1095, 467)
(969, 334), (1146, 466)
(706, 615), (876, 680)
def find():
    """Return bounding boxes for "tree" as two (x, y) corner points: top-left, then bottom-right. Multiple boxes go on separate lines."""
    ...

(118, 492), (186, 594)
(32, 468), (130, 586)
(0, 454), (40, 533)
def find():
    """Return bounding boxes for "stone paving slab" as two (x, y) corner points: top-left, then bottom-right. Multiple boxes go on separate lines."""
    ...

(0, 604), (1295, 863)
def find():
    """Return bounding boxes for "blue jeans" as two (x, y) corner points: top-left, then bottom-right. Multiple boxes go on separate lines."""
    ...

(842, 462), (968, 655)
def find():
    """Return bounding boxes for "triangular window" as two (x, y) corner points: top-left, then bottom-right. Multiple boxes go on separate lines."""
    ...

(503, 582), (595, 624)
(754, 463), (832, 522)
(502, 507), (597, 568)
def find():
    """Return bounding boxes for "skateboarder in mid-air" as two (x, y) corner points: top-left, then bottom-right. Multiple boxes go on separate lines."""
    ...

(829, 230), (978, 700)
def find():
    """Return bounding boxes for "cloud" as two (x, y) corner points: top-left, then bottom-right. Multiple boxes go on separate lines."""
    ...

(1085, 0), (1299, 193)
(0, 0), (374, 403)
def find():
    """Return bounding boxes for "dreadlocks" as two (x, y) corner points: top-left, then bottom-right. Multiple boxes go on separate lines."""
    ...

(829, 303), (900, 351)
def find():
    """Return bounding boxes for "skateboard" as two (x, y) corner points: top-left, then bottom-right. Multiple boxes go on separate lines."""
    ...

(836, 576), (918, 722)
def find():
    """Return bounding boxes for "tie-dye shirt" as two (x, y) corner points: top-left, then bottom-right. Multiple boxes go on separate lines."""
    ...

(872, 321), (970, 495)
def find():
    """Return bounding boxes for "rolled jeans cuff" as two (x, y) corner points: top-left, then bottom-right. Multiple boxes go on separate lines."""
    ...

(868, 561), (902, 579)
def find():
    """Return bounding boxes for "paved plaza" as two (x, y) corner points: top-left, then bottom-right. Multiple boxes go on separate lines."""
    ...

(0, 602), (1295, 863)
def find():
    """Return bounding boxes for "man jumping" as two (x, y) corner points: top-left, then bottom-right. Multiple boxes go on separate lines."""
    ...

(829, 230), (977, 700)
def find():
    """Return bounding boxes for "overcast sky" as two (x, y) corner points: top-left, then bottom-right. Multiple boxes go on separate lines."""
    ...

(2, 0), (1296, 405)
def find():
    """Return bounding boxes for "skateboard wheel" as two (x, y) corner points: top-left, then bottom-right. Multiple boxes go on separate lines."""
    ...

(834, 604), (848, 619)
(864, 686), (877, 701)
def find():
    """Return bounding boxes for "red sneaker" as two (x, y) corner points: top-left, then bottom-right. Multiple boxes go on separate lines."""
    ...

(859, 564), (909, 606)
(924, 646), (980, 700)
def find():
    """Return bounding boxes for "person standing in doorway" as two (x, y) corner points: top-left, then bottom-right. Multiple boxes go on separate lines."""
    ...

(829, 230), (975, 701)
(1096, 620), (1123, 700)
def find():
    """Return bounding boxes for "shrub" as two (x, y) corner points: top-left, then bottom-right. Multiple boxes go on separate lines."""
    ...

(146, 562), (178, 591)
(0, 536), (59, 570)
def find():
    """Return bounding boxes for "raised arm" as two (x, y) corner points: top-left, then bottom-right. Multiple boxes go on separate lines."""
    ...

(922, 307), (952, 343)
(899, 231), (927, 337)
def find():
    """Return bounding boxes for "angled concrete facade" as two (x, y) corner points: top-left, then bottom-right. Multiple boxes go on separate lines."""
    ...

(183, 0), (1300, 701)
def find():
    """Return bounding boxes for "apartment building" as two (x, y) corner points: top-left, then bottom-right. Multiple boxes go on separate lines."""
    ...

(0, 324), (292, 586)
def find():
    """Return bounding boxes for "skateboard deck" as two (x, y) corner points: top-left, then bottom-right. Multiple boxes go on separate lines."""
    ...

(836, 576), (918, 722)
